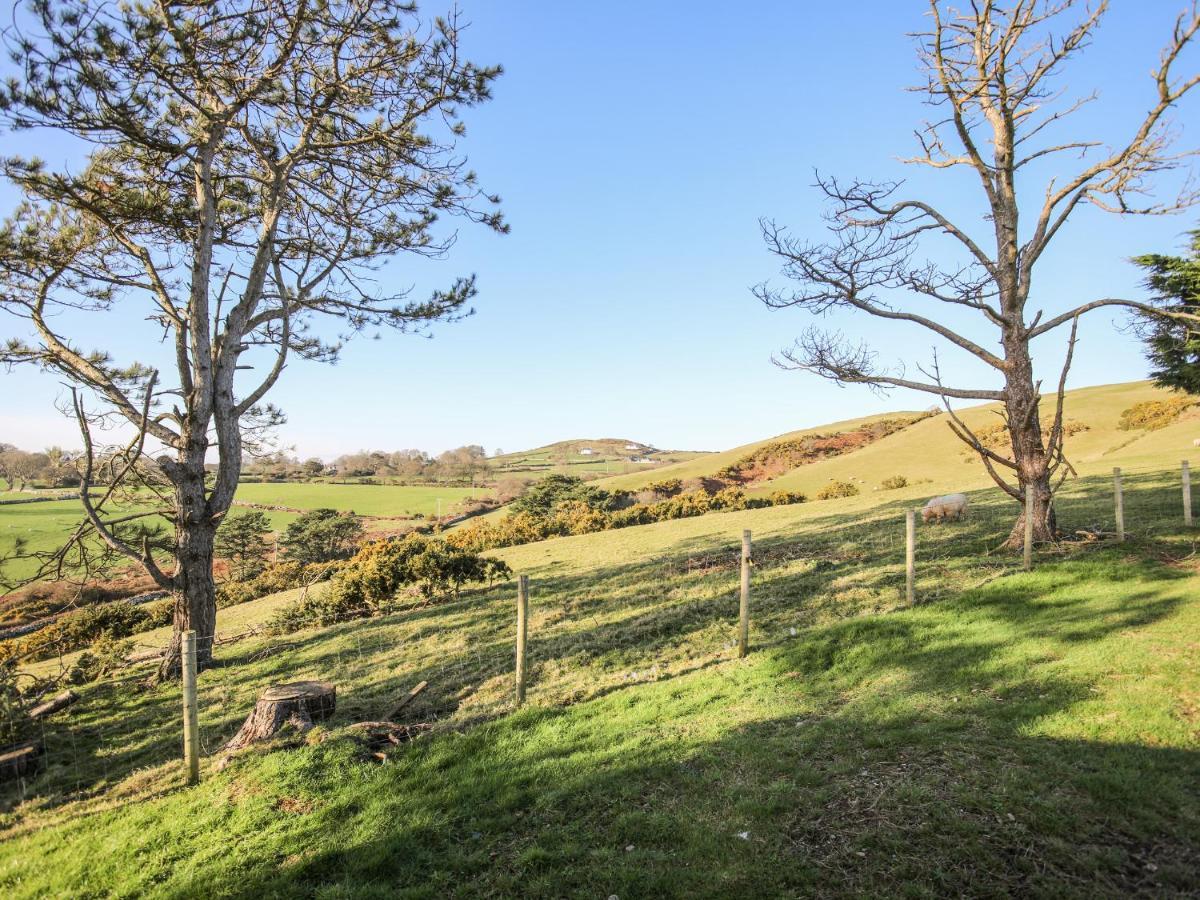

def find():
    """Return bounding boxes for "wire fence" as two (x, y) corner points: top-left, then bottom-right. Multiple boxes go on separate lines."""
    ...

(2, 460), (1196, 822)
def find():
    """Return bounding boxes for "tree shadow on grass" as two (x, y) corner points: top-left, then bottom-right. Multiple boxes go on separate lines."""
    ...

(2, 471), (1191, 820)
(86, 585), (1200, 899)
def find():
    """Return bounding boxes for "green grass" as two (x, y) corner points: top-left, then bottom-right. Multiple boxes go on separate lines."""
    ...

(0, 483), (495, 583)
(0, 500), (95, 581)
(1, 469), (1198, 896)
(231, 483), (490, 518)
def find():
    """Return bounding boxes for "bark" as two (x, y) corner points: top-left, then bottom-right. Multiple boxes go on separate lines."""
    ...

(28, 690), (79, 720)
(158, 449), (220, 678)
(221, 681), (336, 757)
(1001, 342), (1059, 548)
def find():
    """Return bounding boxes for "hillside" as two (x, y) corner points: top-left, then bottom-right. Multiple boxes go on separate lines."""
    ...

(2, 468), (1198, 896)
(489, 438), (709, 478)
(593, 380), (1198, 500)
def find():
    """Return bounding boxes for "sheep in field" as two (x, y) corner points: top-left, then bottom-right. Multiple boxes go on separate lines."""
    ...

(921, 493), (969, 523)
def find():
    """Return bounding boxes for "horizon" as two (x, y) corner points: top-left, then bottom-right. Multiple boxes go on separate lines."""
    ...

(2, 1), (1197, 458)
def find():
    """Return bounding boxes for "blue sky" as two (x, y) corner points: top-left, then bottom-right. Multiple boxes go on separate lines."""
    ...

(2, 1), (1198, 458)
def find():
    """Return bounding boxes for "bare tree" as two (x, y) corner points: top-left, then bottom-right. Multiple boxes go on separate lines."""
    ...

(0, 0), (506, 675)
(755, 0), (1200, 547)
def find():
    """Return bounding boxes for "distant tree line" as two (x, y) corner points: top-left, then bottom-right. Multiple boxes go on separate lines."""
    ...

(241, 445), (492, 483)
(0, 445), (81, 491)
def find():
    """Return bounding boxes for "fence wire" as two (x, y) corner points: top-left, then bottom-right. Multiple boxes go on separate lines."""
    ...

(2, 461), (1196, 822)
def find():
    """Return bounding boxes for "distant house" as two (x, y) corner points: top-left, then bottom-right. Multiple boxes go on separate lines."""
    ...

(624, 443), (641, 451)
(579, 447), (596, 456)
(629, 456), (654, 464)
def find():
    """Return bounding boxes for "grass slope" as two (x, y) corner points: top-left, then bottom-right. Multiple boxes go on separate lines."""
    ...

(2, 469), (1197, 896)
(491, 438), (708, 478)
(594, 411), (920, 492)
(596, 380), (1200, 501)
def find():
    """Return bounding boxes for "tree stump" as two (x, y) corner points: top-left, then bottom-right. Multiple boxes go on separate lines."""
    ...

(222, 681), (336, 754)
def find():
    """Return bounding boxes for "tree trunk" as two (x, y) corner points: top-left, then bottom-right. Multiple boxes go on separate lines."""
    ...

(158, 459), (218, 679)
(1002, 344), (1059, 549)
(1006, 472), (1057, 549)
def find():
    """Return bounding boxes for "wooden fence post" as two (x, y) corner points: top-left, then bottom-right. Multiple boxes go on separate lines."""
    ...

(738, 530), (751, 658)
(1113, 467), (1125, 542)
(181, 630), (200, 786)
(1023, 482), (1034, 571)
(515, 575), (529, 706)
(1183, 461), (1193, 527)
(905, 509), (915, 605)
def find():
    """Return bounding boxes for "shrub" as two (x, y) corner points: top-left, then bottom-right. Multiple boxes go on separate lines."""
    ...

(769, 490), (807, 505)
(881, 475), (908, 490)
(716, 415), (932, 483)
(510, 475), (609, 516)
(270, 535), (511, 632)
(215, 509), (273, 581)
(142, 598), (174, 627)
(6, 601), (153, 663)
(1118, 398), (1195, 431)
(215, 560), (341, 610)
(709, 487), (748, 510)
(67, 635), (133, 685)
(548, 499), (611, 536)
(816, 480), (859, 500)
(279, 508), (363, 564)
(645, 478), (682, 498)
(495, 477), (532, 505)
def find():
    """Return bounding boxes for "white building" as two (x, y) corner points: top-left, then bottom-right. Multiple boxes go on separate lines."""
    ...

(579, 448), (596, 456)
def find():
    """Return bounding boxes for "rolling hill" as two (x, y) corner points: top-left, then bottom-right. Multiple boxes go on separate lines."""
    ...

(489, 438), (709, 478)
(592, 380), (1199, 501)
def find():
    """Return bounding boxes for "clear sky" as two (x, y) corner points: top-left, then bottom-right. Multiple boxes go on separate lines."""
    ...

(2, 1), (1198, 459)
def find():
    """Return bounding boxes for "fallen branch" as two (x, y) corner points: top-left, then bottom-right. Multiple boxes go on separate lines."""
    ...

(28, 690), (79, 720)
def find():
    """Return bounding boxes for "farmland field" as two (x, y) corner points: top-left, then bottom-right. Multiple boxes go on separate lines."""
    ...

(231, 482), (491, 518)
(0, 483), (487, 584)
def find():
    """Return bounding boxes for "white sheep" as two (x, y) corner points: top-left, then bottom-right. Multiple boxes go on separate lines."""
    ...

(921, 492), (969, 523)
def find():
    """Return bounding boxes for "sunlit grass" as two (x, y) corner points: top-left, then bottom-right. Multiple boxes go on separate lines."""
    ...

(0, 469), (1197, 895)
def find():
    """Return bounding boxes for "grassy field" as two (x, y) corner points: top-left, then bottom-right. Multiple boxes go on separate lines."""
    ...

(232, 482), (490, 518)
(1, 466), (1197, 896)
(0, 483), (494, 584)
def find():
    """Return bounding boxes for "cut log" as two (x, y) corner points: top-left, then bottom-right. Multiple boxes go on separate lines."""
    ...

(29, 690), (79, 720)
(222, 681), (336, 754)
(124, 647), (165, 665)
(0, 741), (42, 781)
(387, 680), (428, 720)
